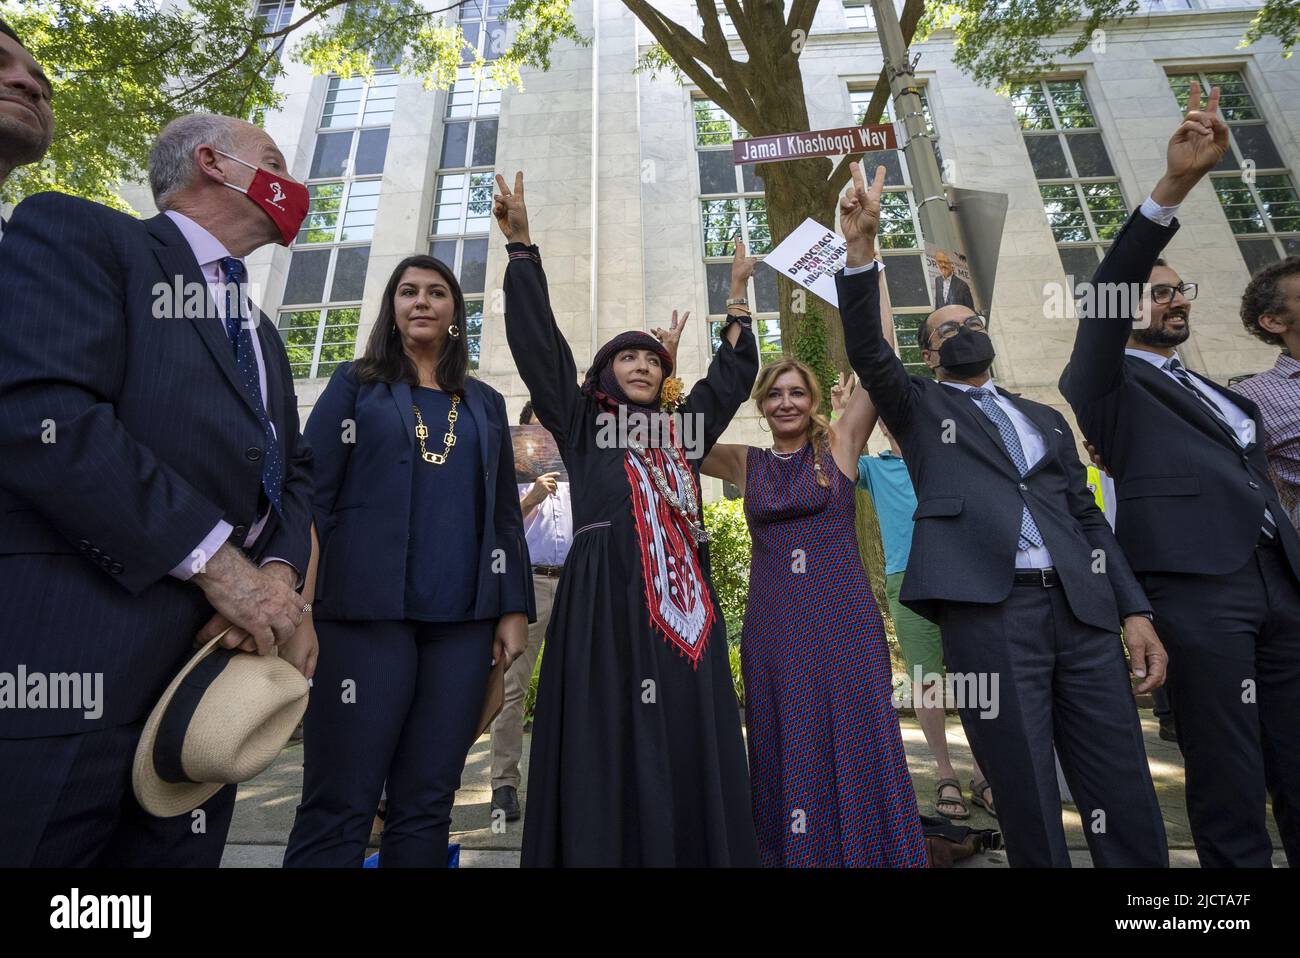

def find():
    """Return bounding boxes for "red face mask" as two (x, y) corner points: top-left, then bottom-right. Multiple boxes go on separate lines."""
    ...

(215, 149), (310, 246)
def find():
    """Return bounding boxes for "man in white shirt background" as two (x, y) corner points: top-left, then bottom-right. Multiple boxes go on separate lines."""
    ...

(490, 400), (572, 823)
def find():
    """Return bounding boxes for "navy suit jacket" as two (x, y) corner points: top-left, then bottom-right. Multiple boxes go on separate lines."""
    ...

(1059, 209), (1300, 580)
(305, 362), (535, 624)
(0, 192), (313, 737)
(837, 264), (1149, 631)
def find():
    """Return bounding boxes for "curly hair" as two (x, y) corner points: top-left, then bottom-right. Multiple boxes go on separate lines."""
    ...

(1240, 256), (1300, 348)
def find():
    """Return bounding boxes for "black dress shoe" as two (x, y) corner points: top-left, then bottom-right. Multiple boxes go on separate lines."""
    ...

(1158, 717), (1177, 743)
(492, 785), (521, 822)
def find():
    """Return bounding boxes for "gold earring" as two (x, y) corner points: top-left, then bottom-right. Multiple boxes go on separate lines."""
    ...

(758, 419), (771, 433)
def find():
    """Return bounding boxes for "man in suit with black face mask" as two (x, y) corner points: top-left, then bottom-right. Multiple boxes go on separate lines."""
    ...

(833, 161), (1169, 868)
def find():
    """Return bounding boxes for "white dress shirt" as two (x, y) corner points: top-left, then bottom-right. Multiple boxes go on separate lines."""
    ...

(940, 379), (1055, 569)
(163, 210), (285, 580)
(520, 481), (574, 567)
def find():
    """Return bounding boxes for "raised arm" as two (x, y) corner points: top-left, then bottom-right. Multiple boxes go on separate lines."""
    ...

(830, 372), (879, 480)
(701, 442), (748, 495)
(834, 163), (920, 436)
(1061, 83), (1227, 408)
(679, 238), (761, 458)
(495, 171), (584, 446)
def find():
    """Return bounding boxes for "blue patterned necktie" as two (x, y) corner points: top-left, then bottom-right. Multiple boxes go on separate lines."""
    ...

(220, 257), (283, 515)
(965, 387), (1045, 551)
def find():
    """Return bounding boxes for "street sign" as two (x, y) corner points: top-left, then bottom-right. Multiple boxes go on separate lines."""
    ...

(732, 124), (897, 166)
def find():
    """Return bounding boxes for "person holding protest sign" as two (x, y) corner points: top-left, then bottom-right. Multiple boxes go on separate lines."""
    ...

(834, 160), (1168, 868)
(494, 170), (760, 866)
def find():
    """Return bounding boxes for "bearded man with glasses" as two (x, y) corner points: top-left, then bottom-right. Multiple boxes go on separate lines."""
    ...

(1060, 84), (1300, 868)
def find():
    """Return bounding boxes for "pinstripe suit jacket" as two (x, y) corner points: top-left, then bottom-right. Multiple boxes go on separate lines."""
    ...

(0, 191), (313, 737)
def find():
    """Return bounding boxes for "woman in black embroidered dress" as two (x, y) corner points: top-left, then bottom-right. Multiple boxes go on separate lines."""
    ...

(494, 171), (760, 866)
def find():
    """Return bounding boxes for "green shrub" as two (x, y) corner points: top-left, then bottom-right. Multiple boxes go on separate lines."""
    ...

(704, 497), (751, 637)
(729, 638), (744, 708)
(523, 643), (543, 721)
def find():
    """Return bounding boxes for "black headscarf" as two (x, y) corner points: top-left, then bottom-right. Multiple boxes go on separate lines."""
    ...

(581, 330), (673, 412)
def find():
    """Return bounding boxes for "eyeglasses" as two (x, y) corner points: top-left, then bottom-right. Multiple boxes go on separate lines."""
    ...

(926, 314), (988, 349)
(1150, 283), (1198, 304)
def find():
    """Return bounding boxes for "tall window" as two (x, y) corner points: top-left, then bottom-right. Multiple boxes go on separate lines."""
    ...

(1012, 78), (1127, 282)
(428, 35), (501, 370)
(1168, 70), (1300, 272)
(278, 73), (395, 379)
(850, 86), (937, 379)
(694, 99), (778, 359)
(255, 0), (294, 58)
(843, 1), (877, 29)
(459, 0), (509, 62)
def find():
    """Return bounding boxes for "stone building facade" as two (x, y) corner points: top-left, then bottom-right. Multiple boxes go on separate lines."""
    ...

(122, 0), (1300, 495)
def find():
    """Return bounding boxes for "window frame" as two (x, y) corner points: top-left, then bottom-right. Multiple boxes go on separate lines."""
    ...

(1012, 76), (1129, 278)
(1167, 68), (1300, 269)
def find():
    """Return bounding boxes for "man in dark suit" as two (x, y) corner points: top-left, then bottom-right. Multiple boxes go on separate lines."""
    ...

(0, 113), (314, 866)
(837, 161), (1168, 867)
(932, 248), (975, 310)
(1060, 85), (1300, 867)
(0, 18), (53, 235)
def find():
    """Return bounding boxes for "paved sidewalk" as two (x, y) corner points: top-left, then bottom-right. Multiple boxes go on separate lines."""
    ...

(221, 711), (1286, 867)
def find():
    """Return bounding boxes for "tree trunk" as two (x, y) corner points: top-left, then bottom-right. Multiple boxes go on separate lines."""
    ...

(756, 158), (848, 372)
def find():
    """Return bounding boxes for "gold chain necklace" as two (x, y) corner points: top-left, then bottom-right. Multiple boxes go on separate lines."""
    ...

(413, 393), (460, 465)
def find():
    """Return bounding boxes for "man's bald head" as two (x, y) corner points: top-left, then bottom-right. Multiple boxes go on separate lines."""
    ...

(918, 304), (979, 348)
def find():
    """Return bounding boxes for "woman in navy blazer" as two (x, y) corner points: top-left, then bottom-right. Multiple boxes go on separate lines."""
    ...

(284, 254), (534, 868)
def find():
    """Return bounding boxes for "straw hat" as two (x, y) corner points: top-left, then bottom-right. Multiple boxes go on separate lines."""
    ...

(133, 630), (309, 817)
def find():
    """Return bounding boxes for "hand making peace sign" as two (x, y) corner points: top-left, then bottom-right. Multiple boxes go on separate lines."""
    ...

(652, 309), (691, 368)
(493, 170), (531, 245)
(1153, 83), (1230, 206)
(840, 162), (887, 268)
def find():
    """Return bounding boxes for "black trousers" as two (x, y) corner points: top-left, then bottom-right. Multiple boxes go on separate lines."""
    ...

(283, 618), (493, 868)
(938, 583), (1168, 867)
(1141, 540), (1300, 867)
(0, 722), (236, 867)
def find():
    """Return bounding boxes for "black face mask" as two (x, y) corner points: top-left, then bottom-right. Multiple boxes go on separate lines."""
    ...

(935, 327), (995, 378)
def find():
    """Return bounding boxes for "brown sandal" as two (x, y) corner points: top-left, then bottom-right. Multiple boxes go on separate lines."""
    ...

(935, 777), (970, 820)
(969, 778), (997, 818)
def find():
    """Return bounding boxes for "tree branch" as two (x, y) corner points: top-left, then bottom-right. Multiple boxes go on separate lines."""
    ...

(694, 0), (761, 129)
(786, 0), (819, 38)
(623, 0), (739, 116)
(822, 0), (923, 204)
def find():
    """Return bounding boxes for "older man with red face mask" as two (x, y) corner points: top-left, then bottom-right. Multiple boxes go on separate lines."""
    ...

(0, 19), (54, 234)
(0, 113), (315, 866)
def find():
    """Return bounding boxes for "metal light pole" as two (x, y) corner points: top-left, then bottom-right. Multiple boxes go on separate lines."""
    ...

(868, 0), (962, 256)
